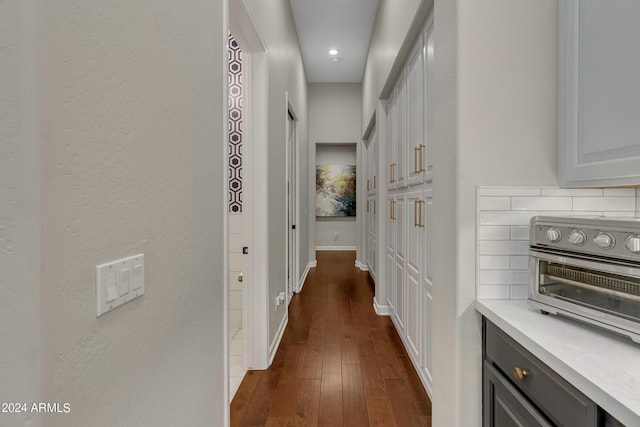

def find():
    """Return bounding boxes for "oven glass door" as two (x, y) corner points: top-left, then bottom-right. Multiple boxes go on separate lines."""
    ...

(534, 252), (640, 323)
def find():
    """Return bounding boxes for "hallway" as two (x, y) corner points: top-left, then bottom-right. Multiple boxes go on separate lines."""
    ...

(231, 251), (432, 426)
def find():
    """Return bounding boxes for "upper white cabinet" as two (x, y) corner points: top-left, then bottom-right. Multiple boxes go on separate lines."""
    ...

(559, 0), (640, 187)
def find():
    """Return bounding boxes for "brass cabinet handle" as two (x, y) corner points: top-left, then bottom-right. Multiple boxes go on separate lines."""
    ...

(419, 144), (426, 173)
(367, 180), (371, 191)
(414, 200), (419, 227)
(238, 273), (243, 283)
(390, 163), (396, 183)
(513, 367), (529, 381)
(374, 175), (377, 189)
(367, 200), (370, 213)
(419, 200), (425, 227)
(373, 200), (376, 214)
(389, 200), (396, 220)
(414, 147), (420, 174)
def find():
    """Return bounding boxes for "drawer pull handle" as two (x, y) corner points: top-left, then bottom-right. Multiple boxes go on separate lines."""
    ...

(513, 367), (528, 381)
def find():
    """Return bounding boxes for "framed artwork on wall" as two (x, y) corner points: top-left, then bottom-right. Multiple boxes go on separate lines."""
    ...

(316, 164), (356, 217)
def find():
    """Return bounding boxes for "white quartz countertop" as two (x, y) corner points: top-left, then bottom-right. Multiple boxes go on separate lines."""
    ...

(476, 299), (640, 426)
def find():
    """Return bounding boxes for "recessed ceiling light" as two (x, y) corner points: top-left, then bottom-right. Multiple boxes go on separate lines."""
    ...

(331, 57), (342, 63)
(329, 49), (338, 56)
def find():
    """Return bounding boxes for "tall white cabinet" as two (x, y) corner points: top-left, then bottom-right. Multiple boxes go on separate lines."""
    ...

(365, 129), (378, 282)
(383, 15), (434, 397)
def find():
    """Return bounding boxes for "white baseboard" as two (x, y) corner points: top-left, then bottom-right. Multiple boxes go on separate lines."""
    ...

(316, 246), (356, 251)
(373, 297), (390, 316)
(310, 260), (317, 267)
(355, 260), (369, 271)
(298, 261), (316, 292)
(268, 312), (288, 365)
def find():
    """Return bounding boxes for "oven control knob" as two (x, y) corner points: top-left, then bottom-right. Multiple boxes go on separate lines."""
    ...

(568, 230), (587, 246)
(545, 228), (562, 243)
(625, 235), (640, 254)
(594, 232), (615, 249)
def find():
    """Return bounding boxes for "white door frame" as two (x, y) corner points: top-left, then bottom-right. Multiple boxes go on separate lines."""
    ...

(285, 100), (300, 300)
(229, 0), (269, 374)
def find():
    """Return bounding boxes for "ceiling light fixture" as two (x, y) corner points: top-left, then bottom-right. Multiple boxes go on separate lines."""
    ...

(328, 49), (338, 56)
(331, 57), (342, 63)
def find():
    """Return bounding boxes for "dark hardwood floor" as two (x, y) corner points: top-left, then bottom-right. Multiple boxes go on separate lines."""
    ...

(231, 251), (432, 426)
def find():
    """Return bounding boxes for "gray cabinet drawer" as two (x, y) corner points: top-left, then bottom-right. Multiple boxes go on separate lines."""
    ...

(484, 320), (598, 427)
(484, 361), (552, 427)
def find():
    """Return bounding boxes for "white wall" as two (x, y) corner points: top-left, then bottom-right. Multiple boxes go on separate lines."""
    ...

(309, 83), (362, 254)
(243, 0), (309, 351)
(0, 2), (42, 426)
(362, 0), (423, 130)
(315, 145), (358, 248)
(431, 0), (558, 425)
(0, 1), (228, 426)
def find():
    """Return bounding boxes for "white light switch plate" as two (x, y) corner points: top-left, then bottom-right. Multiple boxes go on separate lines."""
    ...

(96, 254), (144, 317)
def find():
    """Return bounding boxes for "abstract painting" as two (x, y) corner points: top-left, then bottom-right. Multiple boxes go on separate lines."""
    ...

(316, 165), (357, 217)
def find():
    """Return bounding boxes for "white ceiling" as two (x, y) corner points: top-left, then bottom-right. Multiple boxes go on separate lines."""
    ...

(289, 0), (380, 83)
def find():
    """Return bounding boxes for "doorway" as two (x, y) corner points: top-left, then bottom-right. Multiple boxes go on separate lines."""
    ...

(286, 109), (298, 304)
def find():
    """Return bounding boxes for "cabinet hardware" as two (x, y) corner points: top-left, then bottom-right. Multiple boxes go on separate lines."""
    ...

(419, 144), (426, 173)
(414, 147), (420, 174)
(513, 367), (529, 381)
(374, 175), (376, 189)
(420, 200), (425, 227)
(390, 200), (396, 220)
(390, 163), (396, 183)
(367, 180), (370, 191)
(414, 200), (419, 227)
(238, 273), (243, 283)
(367, 200), (370, 213)
(374, 200), (376, 214)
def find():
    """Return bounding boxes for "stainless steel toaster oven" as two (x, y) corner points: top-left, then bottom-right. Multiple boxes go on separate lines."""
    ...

(529, 216), (640, 343)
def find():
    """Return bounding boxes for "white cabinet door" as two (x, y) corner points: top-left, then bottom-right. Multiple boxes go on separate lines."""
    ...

(406, 191), (423, 276)
(367, 129), (378, 195)
(423, 16), (434, 183)
(387, 94), (397, 190)
(559, 0), (640, 187)
(394, 194), (405, 261)
(386, 251), (395, 312)
(406, 268), (421, 361)
(421, 186), (434, 387)
(407, 38), (425, 187)
(395, 73), (408, 189)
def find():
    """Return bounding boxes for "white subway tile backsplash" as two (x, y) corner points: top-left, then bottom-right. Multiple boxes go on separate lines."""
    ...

(479, 270), (529, 285)
(510, 285), (529, 300)
(603, 188), (636, 197)
(479, 197), (511, 211)
(573, 197), (635, 212)
(603, 211), (637, 217)
(540, 188), (603, 197)
(510, 256), (529, 270)
(479, 187), (541, 196)
(480, 211), (537, 226)
(540, 211), (602, 217)
(479, 256), (510, 270)
(510, 226), (530, 241)
(479, 241), (529, 256)
(511, 197), (572, 211)
(477, 185), (639, 301)
(478, 285), (511, 300)
(478, 226), (510, 241)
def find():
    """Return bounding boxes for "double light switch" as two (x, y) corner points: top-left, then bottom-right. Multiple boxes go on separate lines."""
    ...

(96, 254), (145, 317)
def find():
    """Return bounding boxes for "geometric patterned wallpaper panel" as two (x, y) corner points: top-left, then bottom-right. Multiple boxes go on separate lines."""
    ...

(228, 33), (243, 213)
